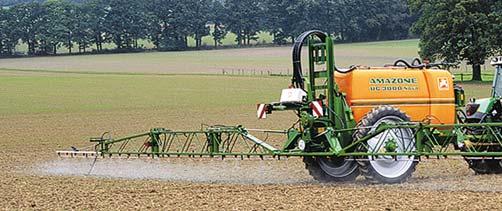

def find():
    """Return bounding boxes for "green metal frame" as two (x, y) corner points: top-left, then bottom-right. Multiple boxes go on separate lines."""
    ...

(62, 121), (502, 159)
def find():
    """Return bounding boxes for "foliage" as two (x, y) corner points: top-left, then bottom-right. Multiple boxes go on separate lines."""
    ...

(489, 0), (502, 55)
(224, 0), (264, 46)
(262, 0), (309, 44)
(146, 0), (193, 50)
(0, 0), (416, 57)
(42, 0), (76, 54)
(209, 0), (228, 47)
(1, 0), (85, 6)
(9, 2), (47, 55)
(104, 0), (149, 49)
(189, 0), (212, 49)
(410, 0), (501, 81)
(0, 7), (18, 55)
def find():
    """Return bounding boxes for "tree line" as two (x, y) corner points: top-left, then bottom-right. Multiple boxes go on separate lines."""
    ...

(0, 0), (413, 57)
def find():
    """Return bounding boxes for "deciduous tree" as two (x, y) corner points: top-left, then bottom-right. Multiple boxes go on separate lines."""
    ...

(410, 0), (500, 81)
(225, 0), (264, 46)
(0, 7), (18, 55)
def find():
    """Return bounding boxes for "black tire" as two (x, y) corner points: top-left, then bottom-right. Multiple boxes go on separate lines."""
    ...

(303, 156), (359, 183)
(353, 106), (417, 184)
(466, 159), (502, 174)
(463, 117), (502, 174)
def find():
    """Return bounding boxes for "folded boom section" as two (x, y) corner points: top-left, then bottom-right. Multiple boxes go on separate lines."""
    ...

(57, 122), (502, 159)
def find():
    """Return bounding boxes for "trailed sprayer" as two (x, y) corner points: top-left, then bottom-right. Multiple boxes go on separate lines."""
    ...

(58, 30), (502, 184)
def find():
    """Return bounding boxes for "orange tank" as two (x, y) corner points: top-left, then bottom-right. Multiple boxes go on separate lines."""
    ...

(335, 67), (455, 124)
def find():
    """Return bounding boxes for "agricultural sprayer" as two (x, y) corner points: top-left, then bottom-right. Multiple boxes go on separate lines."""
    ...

(58, 31), (502, 184)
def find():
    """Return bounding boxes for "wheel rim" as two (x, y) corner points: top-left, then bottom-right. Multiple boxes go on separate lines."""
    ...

(318, 157), (358, 178)
(366, 116), (415, 178)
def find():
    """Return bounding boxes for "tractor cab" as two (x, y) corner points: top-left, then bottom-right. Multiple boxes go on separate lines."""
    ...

(492, 57), (502, 97)
(465, 56), (502, 122)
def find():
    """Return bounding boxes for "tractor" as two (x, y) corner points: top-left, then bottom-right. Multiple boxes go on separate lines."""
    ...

(462, 56), (502, 174)
(58, 31), (502, 184)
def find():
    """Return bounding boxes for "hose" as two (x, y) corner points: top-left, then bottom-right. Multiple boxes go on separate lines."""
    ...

(291, 30), (356, 89)
(393, 59), (415, 68)
(411, 58), (422, 66)
(394, 58), (458, 70)
(292, 30), (326, 89)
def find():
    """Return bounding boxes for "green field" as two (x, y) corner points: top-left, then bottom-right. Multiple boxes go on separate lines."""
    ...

(0, 71), (491, 118)
(0, 73), (287, 115)
(0, 39), (494, 117)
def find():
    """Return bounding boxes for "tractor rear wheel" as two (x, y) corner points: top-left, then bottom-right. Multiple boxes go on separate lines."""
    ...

(463, 118), (502, 174)
(466, 159), (502, 174)
(354, 106), (417, 184)
(303, 156), (359, 182)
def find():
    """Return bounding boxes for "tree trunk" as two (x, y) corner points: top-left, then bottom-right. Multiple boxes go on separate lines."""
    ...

(237, 32), (242, 46)
(154, 37), (160, 49)
(95, 34), (100, 52)
(31, 41), (36, 55)
(28, 40), (33, 55)
(195, 34), (200, 49)
(68, 32), (72, 54)
(68, 40), (72, 54)
(472, 64), (482, 81)
(115, 36), (122, 49)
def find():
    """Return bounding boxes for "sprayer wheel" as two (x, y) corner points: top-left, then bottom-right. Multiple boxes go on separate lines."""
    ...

(303, 156), (359, 183)
(354, 106), (417, 184)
